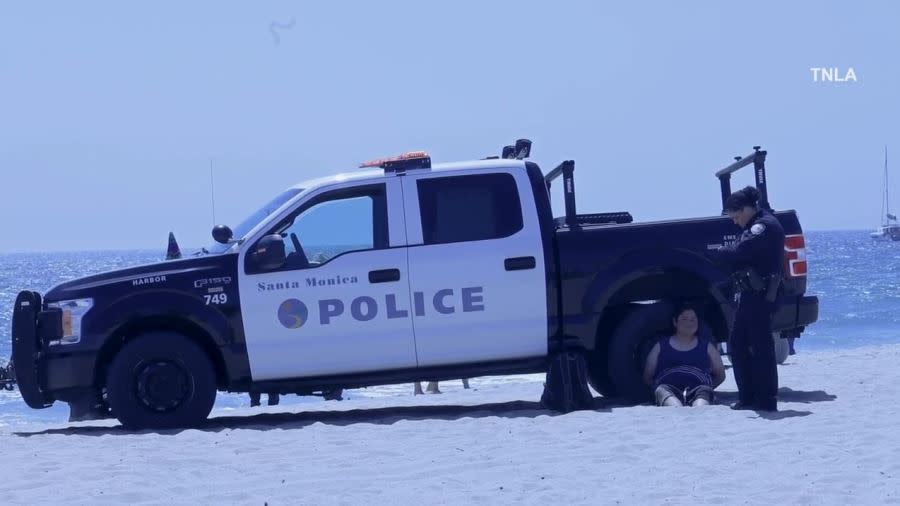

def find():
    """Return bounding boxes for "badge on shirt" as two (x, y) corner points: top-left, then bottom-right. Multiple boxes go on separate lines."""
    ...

(750, 223), (766, 235)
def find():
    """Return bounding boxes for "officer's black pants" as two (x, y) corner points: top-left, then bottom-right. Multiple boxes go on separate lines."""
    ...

(729, 292), (778, 409)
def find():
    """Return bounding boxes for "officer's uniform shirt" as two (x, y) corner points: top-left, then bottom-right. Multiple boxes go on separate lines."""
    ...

(716, 209), (785, 278)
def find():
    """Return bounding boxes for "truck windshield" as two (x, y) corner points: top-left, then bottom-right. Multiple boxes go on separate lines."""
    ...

(207, 188), (302, 254)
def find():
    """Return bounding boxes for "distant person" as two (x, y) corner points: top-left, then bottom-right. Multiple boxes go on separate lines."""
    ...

(414, 381), (439, 395)
(414, 379), (470, 395)
(0, 359), (13, 388)
(643, 304), (726, 407)
(709, 186), (785, 411)
(322, 388), (343, 401)
(249, 390), (280, 407)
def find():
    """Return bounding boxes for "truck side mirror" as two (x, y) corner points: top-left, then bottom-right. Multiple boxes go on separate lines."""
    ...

(252, 234), (286, 271)
(212, 225), (234, 244)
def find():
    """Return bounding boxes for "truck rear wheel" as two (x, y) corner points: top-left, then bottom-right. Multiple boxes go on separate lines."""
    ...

(607, 301), (721, 402)
(607, 302), (676, 402)
(587, 332), (617, 398)
(106, 331), (217, 430)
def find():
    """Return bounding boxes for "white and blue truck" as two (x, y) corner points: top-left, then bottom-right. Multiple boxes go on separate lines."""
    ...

(4, 140), (818, 429)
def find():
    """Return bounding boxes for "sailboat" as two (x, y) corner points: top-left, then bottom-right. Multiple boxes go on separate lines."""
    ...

(871, 146), (900, 241)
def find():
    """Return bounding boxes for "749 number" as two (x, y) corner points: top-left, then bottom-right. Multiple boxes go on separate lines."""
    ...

(204, 293), (229, 305)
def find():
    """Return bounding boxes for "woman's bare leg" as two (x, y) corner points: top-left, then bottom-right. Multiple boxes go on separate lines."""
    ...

(688, 386), (714, 407)
(662, 396), (683, 407)
(426, 381), (441, 394)
(414, 382), (424, 395)
(655, 385), (684, 407)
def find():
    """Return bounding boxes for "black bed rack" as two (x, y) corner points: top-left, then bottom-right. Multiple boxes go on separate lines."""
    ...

(715, 146), (771, 212)
(497, 139), (633, 228)
(543, 159), (632, 227)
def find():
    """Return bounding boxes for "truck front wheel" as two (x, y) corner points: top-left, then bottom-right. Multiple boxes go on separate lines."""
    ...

(106, 331), (217, 430)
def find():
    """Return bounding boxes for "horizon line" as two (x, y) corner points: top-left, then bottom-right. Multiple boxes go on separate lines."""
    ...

(0, 228), (882, 255)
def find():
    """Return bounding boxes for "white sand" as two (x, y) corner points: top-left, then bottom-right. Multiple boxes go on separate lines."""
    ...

(1, 345), (899, 505)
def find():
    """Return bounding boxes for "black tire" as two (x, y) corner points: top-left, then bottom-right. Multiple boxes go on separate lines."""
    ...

(607, 301), (718, 402)
(774, 333), (790, 365)
(106, 331), (217, 430)
(607, 301), (678, 403)
(587, 339), (617, 397)
(587, 305), (638, 398)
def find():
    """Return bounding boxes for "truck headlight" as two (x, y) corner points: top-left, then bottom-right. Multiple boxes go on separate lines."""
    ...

(46, 298), (93, 345)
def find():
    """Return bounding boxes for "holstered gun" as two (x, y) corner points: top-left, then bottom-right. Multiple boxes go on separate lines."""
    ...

(733, 268), (765, 292)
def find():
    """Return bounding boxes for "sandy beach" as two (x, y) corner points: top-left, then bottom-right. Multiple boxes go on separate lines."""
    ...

(1, 344), (898, 505)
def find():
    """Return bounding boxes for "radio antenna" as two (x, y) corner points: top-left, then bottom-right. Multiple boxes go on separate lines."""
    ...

(209, 159), (217, 226)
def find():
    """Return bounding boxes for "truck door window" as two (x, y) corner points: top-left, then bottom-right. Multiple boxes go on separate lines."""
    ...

(250, 184), (388, 272)
(417, 173), (522, 245)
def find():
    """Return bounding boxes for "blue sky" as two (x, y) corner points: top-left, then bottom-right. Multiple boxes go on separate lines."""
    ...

(1, 1), (898, 252)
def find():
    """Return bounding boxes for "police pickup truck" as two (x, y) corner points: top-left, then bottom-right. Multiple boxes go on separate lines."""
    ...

(7, 140), (818, 429)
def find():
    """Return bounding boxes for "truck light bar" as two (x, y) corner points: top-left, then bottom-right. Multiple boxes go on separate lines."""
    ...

(359, 151), (431, 172)
(501, 139), (532, 160)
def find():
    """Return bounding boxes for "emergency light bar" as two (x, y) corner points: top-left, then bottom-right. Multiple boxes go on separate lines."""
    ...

(502, 139), (532, 160)
(359, 151), (431, 172)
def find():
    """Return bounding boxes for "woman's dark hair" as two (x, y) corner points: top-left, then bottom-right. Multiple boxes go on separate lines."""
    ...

(672, 302), (700, 321)
(724, 186), (761, 212)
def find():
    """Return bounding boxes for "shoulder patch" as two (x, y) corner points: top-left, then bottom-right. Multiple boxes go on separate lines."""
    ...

(750, 223), (766, 235)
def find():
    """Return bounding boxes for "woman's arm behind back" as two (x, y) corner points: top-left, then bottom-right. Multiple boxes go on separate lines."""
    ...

(708, 343), (727, 388)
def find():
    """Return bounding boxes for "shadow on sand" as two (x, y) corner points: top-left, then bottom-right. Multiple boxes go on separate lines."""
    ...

(752, 409), (812, 420)
(15, 397), (620, 438)
(16, 387), (835, 437)
(715, 387), (837, 406)
(711, 387), (838, 419)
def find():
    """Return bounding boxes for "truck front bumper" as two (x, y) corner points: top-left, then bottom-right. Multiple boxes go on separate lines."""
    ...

(772, 294), (819, 334)
(11, 291), (54, 409)
(11, 290), (99, 408)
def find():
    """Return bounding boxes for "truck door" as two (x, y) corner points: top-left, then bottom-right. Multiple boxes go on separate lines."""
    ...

(238, 179), (417, 380)
(401, 168), (548, 367)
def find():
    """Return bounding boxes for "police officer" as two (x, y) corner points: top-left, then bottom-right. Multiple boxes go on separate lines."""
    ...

(712, 186), (785, 412)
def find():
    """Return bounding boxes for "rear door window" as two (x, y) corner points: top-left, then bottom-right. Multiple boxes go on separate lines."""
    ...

(417, 173), (523, 245)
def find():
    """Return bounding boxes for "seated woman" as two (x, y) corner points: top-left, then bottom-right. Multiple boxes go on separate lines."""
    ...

(643, 304), (726, 407)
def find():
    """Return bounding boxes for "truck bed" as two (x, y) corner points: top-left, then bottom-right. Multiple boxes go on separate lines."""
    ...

(550, 210), (813, 349)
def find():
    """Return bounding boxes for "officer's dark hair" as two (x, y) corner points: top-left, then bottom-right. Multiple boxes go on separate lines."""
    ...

(724, 186), (761, 212)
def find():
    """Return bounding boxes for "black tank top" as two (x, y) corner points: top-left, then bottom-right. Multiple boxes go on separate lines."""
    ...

(654, 336), (712, 390)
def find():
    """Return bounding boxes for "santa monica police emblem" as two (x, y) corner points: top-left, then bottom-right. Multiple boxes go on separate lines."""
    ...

(277, 299), (309, 329)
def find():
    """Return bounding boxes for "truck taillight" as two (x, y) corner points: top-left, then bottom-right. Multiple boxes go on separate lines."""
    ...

(784, 234), (807, 277)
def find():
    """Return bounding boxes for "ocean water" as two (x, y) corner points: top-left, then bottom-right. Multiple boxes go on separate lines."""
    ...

(1, 230), (898, 425)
